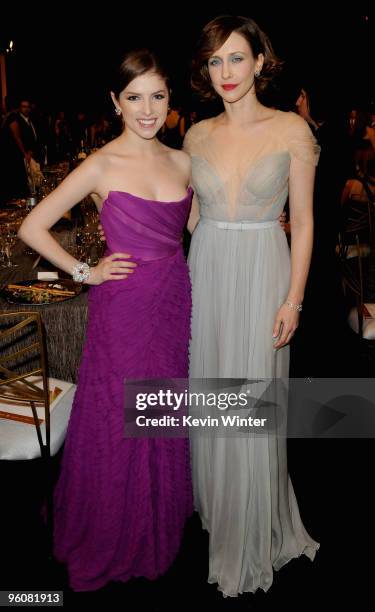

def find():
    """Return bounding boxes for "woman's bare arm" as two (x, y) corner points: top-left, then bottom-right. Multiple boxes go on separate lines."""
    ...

(187, 191), (200, 234)
(18, 154), (136, 284)
(287, 156), (315, 303)
(273, 157), (315, 349)
(18, 154), (102, 273)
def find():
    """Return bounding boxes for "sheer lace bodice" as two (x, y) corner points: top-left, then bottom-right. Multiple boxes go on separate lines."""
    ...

(184, 110), (320, 221)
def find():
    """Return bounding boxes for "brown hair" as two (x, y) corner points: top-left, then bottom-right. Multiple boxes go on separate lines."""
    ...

(191, 15), (283, 100)
(110, 48), (170, 99)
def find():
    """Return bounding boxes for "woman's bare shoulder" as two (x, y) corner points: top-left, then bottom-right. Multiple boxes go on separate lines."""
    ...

(186, 117), (218, 139)
(183, 117), (220, 153)
(93, 136), (123, 159)
(166, 148), (191, 179)
(86, 137), (130, 173)
(275, 109), (309, 129)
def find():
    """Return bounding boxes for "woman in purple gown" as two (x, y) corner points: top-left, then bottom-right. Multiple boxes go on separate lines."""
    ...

(18, 49), (193, 591)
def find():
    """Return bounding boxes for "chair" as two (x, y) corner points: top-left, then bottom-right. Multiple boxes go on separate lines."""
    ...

(0, 311), (76, 549)
(338, 173), (375, 376)
(340, 237), (375, 376)
(338, 173), (375, 261)
(0, 311), (76, 460)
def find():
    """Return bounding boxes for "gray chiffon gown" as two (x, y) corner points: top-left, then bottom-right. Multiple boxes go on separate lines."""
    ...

(185, 110), (321, 597)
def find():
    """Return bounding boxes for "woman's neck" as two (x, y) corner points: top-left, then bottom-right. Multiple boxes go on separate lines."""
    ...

(221, 91), (270, 127)
(117, 129), (162, 155)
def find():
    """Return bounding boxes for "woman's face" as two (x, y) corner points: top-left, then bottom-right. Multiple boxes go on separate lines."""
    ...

(112, 71), (169, 139)
(207, 31), (263, 103)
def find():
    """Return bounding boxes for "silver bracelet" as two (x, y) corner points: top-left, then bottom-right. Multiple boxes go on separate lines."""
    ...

(285, 300), (303, 312)
(72, 262), (91, 283)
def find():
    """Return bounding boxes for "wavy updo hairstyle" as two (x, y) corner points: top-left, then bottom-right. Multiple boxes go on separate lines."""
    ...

(191, 15), (283, 101)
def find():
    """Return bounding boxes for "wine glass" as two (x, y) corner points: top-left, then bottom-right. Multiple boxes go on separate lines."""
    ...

(1, 222), (19, 268)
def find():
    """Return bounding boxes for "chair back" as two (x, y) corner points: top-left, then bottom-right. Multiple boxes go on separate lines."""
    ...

(0, 311), (50, 457)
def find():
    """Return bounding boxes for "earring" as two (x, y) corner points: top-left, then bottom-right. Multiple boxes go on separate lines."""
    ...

(255, 70), (261, 77)
(115, 107), (121, 116)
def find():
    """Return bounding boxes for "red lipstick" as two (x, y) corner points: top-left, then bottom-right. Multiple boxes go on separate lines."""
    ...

(222, 84), (238, 91)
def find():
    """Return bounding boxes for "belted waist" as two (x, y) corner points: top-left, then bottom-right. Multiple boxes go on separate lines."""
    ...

(200, 217), (279, 230)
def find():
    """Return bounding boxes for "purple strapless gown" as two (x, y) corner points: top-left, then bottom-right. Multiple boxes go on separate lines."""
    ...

(53, 188), (194, 591)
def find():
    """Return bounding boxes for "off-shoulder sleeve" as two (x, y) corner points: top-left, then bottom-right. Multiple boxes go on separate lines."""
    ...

(182, 123), (203, 155)
(285, 114), (320, 166)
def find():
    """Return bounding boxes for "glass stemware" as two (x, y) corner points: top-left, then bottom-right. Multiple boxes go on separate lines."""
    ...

(1, 222), (19, 268)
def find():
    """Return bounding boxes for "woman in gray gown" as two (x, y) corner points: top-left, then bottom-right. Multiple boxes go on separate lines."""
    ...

(184, 15), (320, 598)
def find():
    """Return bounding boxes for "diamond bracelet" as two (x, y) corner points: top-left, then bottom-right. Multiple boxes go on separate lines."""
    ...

(285, 300), (303, 312)
(72, 262), (91, 283)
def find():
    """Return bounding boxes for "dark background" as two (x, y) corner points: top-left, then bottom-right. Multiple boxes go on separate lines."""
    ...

(1, 4), (374, 114)
(1, 5), (375, 609)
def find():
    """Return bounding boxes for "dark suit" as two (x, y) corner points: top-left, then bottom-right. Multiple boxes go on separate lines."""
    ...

(0, 112), (40, 202)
